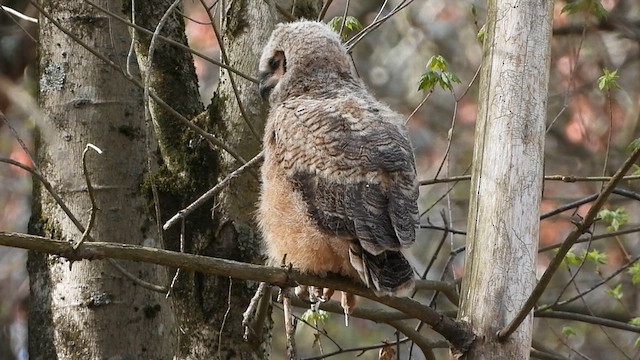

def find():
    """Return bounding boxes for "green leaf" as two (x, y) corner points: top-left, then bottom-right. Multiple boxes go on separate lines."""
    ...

(628, 138), (640, 153)
(598, 68), (621, 92)
(561, 0), (608, 19)
(629, 317), (640, 326)
(301, 308), (329, 323)
(327, 16), (362, 41)
(585, 249), (607, 265)
(635, 337), (640, 348)
(563, 250), (582, 267)
(562, 326), (576, 337)
(606, 283), (623, 300)
(597, 208), (628, 231)
(418, 55), (461, 92)
(476, 23), (486, 43)
(628, 263), (640, 284)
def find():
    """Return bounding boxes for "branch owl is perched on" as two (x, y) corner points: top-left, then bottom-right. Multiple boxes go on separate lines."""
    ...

(257, 20), (419, 301)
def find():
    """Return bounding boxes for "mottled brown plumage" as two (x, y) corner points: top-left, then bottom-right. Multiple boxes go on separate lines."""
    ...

(257, 20), (418, 297)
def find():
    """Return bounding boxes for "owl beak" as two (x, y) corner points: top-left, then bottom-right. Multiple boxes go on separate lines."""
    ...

(258, 51), (286, 102)
(258, 71), (275, 101)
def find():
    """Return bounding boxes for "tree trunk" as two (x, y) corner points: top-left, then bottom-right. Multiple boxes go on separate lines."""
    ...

(28, 1), (176, 359)
(458, 1), (553, 358)
(129, 1), (321, 358)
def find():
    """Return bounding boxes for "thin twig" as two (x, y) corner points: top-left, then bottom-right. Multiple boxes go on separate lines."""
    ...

(301, 338), (411, 360)
(272, 2), (296, 21)
(390, 321), (436, 360)
(0, 158), (84, 238)
(434, 92), (460, 179)
(272, 302), (342, 351)
(602, 87), (614, 186)
(0, 111), (36, 168)
(531, 340), (571, 360)
(125, 0), (137, 77)
(554, 231), (597, 306)
(420, 174), (640, 186)
(200, 0), (260, 140)
(73, 144), (103, 249)
(539, 254), (640, 311)
(546, 25), (587, 133)
(166, 219), (186, 298)
(217, 277), (233, 359)
(419, 163), (471, 218)
(535, 310), (640, 333)
(317, 0), (333, 21)
(1, 5), (38, 23)
(372, 0), (390, 24)
(345, 0), (414, 51)
(405, 90), (432, 125)
(419, 223), (467, 235)
(548, 322), (593, 360)
(338, 0), (350, 38)
(243, 282), (269, 341)
(163, 150), (263, 230)
(283, 288), (298, 359)
(418, 211), (450, 282)
(109, 258), (168, 292)
(85, 0), (258, 83)
(539, 226), (640, 252)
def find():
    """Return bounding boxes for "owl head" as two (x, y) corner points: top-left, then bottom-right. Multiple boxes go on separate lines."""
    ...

(258, 20), (357, 103)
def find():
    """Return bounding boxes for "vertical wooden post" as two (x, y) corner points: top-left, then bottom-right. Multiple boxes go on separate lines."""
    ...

(458, 0), (554, 358)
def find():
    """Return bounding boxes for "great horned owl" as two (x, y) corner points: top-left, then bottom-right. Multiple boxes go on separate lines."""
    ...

(257, 20), (419, 298)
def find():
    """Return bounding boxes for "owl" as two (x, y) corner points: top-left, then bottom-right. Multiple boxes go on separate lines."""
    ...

(257, 20), (419, 303)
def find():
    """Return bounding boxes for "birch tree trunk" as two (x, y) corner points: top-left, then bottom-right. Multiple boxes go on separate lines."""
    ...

(28, 1), (176, 359)
(458, 1), (553, 358)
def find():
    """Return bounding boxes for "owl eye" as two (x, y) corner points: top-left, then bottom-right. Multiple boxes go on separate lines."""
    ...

(268, 51), (287, 73)
(268, 57), (280, 69)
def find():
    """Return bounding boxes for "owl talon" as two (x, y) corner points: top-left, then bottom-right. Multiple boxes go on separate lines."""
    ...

(341, 292), (356, 327)
(295, 285), (309, 301)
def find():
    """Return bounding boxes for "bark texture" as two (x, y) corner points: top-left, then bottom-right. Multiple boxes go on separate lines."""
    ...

(28, 1), (176, 359)
(129, 1), (321, 358)
(205, 1), (322, 358)
(458, 0), (554, 359)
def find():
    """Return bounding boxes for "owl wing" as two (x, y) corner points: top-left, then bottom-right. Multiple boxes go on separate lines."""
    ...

(274, 97), (418, 292)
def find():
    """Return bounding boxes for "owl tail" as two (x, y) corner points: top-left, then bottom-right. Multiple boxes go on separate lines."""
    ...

(349, 245), (415, 297)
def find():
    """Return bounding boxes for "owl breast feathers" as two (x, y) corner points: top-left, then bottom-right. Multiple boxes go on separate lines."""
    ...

(257, 20), (419, 296)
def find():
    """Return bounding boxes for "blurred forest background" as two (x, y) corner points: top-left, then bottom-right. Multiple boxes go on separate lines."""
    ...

(1, 0), (640, 359)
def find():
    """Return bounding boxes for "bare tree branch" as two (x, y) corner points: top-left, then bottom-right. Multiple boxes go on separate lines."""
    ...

(499, 145), (640, 340)
(535, 310), (640, 333)
(163, 150), (264, 230)
(420, 174), (640, 186)
(0, 231), (474, 353)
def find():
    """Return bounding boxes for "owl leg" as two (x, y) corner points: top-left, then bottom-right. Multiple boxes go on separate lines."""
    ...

(294, 285), (309, 301)
(340, 291), (356, 326)
(299, 286), (330, 301)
